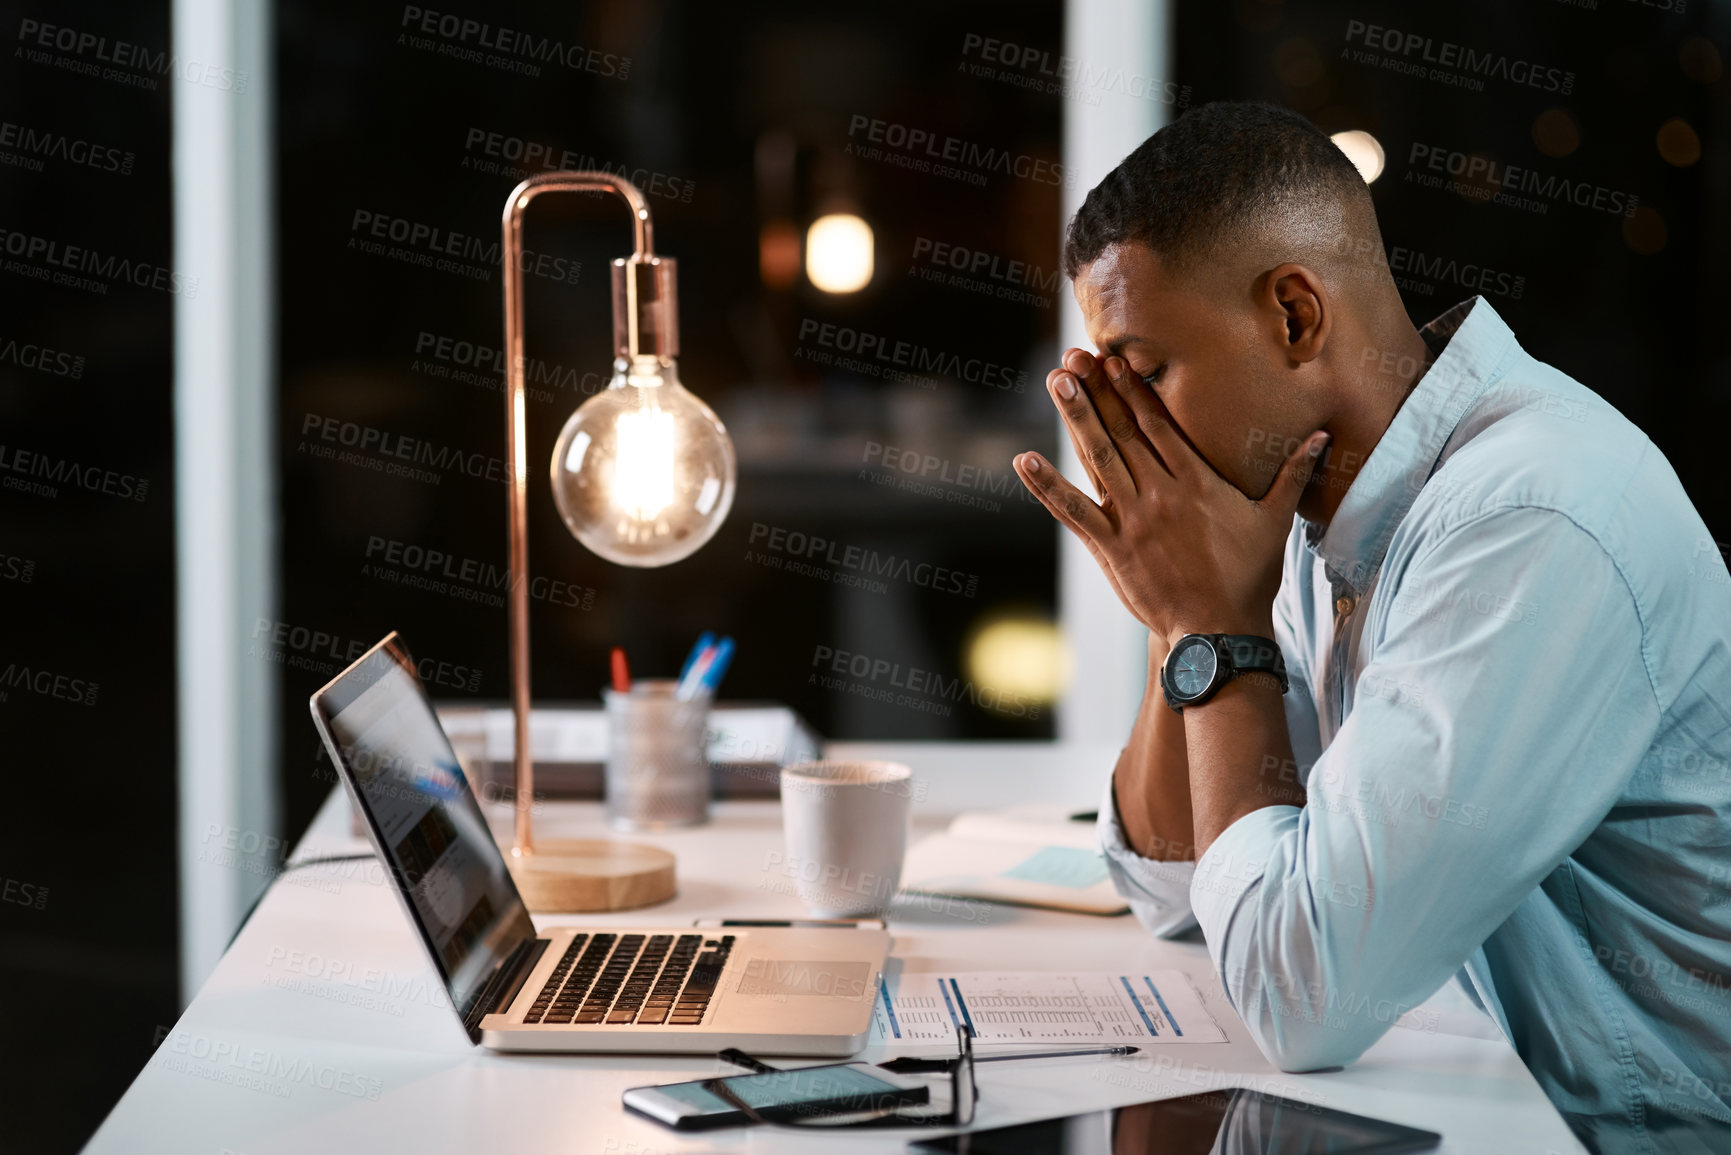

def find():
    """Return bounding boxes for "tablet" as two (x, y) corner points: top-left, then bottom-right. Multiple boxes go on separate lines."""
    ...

(910, 1088), (1441, 1154)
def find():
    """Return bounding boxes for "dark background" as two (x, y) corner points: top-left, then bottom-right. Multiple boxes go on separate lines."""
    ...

(0, 2), (180, 1153)
(272, 0), (1067, 843)
(1, 0), (1724, 1151)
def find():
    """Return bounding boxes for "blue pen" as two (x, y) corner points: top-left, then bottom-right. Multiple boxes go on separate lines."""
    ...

(678, 631), (715, 682)
(676, 644), (718, 701)
(698, 637), (735, 696)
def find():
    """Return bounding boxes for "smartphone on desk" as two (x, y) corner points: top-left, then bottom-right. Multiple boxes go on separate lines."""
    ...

(623, 1061), (928, 1130)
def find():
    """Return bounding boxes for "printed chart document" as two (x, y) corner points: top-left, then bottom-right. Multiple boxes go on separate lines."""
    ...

(871, 971), (1225, 1048)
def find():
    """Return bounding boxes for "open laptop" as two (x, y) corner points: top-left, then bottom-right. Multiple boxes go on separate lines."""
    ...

(308, 632), (890, 1056)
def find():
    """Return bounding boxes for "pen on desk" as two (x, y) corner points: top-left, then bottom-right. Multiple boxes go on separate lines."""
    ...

(678, 632), (715, 682)
(610, 646), (631, 693)
(876, 1044), (1140, 1073)
(975, 1044), (1139, 1063)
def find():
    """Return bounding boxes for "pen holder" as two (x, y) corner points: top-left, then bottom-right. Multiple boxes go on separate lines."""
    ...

(604, 679), (711, 830)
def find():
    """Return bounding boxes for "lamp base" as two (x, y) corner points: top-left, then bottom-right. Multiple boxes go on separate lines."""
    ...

(506, 838), (677, 913)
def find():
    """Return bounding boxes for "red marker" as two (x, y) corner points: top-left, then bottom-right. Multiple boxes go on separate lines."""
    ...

(610, 646), (631, 693)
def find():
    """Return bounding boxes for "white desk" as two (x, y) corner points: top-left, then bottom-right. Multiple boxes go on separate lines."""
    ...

(86, 743), (1586, 1154)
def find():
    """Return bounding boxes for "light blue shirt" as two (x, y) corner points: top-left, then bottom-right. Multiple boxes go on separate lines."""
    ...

(1099, 298), (1731, 1155)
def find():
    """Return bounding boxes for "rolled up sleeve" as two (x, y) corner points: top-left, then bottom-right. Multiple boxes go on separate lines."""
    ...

(1101, 544), (1324, 941)
(1098, 773), (1199, 937)
(1191, 507), (1657, 1073)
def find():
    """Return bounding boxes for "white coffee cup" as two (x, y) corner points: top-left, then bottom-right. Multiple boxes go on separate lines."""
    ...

(779, 760), (913, 917)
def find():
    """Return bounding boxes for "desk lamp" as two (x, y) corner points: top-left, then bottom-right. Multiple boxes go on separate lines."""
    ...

(498, 172), (736, 911)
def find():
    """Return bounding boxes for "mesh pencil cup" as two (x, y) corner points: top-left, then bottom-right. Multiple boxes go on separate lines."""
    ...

(603, 679), (711, 830)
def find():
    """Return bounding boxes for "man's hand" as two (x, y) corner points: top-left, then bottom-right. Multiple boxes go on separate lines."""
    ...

(1014, 349), (1328, 649)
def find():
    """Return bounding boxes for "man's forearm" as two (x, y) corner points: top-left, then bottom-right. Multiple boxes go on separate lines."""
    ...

(1182, 670), (1304, 858)
(1112, 636), (1198, 862)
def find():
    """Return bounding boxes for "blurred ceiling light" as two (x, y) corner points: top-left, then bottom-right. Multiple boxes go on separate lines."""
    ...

(1330, 130), (1385, 184)
(805, 213), (874, 293)
(965, 615), (1072, 707)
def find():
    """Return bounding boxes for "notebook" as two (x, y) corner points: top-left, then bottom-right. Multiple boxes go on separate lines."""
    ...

(900, 805), (1129, 916)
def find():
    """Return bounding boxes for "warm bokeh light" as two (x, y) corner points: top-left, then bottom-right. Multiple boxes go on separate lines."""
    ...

(805, 213), (874, 293)
(1274, 38), (1326, 93)
(964, 616), (1073, 707)
(1656, 119), (1701, 167)
(758, 219), (801, 290)
(1531, 108), (1581, 158)
(1680, 36), (1723, 84)
(1330, 130), (1385, 184)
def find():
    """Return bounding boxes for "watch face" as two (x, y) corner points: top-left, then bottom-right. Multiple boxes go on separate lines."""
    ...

(1170, 637), (1218, 699)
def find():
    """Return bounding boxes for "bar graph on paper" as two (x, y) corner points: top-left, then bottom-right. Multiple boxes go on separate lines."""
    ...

(871, 971), (1225, 1047)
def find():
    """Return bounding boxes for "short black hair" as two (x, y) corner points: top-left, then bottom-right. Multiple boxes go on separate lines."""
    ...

(1063, 102), (1372, 279)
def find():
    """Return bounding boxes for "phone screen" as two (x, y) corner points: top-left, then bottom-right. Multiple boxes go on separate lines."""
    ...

(652, 1064), (920, 1116)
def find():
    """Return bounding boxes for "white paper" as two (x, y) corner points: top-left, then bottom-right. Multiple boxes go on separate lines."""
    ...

(871, 970), (1225, 1048)
(945, 805), (1100, 850)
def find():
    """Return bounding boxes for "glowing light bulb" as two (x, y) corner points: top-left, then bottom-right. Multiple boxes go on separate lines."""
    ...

(805, 213), (874, 293)
(550, 355), (736, 566)
(612, 407), (676, 518)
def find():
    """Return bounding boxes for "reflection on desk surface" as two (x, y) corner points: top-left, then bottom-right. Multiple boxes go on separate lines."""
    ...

(912, 1088), (1441, 1154)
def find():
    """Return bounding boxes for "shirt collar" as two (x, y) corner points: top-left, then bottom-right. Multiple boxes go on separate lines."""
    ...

(1305, 296), (1517, 595)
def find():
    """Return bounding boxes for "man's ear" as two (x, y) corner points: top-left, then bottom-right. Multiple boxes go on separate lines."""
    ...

(1261, 263), (1330, 365)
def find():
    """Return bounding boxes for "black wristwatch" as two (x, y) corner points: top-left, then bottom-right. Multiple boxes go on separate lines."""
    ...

(1160, 634), (1288, 712)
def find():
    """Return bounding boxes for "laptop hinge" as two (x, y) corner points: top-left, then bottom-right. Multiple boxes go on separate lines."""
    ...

(464, 937), (549, 1036)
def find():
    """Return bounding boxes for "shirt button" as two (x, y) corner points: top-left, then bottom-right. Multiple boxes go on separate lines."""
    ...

(1335, 595), (1355, 617)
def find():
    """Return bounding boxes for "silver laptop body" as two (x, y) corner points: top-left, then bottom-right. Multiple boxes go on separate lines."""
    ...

(308, 632), (888, 1056)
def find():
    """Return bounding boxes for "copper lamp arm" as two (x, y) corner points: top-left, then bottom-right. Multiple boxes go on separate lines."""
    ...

(499, 172), (656, 856)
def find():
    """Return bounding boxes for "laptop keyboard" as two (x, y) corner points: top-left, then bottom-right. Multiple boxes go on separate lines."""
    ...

(523, 933), (736, 1027)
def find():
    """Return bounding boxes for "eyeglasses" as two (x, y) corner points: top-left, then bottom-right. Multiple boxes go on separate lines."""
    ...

(705, 1023), (977, 1130)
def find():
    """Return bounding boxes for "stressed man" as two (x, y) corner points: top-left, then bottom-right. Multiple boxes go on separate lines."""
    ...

(1015, 102), (1731, 1154)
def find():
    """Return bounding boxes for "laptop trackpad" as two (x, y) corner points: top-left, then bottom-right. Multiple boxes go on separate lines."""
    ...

(736, 958), (873, 998)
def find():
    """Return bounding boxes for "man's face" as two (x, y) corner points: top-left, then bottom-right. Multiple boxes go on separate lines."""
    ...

(1073, 241), (1324, 501)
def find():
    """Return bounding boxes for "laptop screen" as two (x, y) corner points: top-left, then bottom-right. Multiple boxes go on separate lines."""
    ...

(310, 635), (535, 1028)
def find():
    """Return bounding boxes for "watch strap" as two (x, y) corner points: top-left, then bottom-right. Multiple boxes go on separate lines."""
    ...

(1220, 635), (1288, 692)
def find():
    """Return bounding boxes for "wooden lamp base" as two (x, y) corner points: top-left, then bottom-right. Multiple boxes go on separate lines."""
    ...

(507, 838), (677, 913)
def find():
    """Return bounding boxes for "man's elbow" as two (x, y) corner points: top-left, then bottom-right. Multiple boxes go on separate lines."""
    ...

(1252, 1018), (1378, 1073)
(1228, 982), (1385, 1073)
